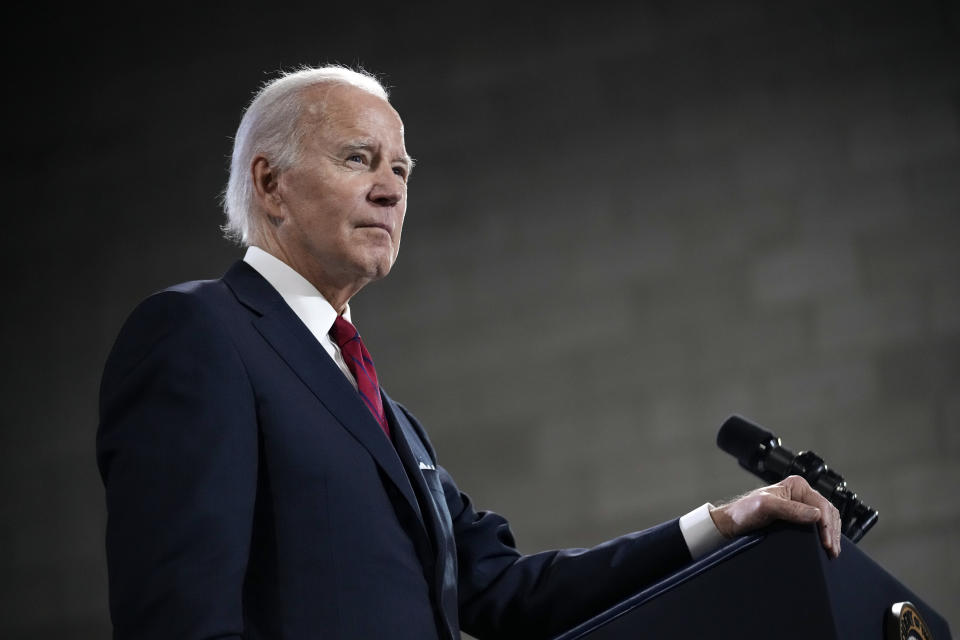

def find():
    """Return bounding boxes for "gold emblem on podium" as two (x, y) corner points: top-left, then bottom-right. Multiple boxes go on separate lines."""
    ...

(885, 601), (933, 640)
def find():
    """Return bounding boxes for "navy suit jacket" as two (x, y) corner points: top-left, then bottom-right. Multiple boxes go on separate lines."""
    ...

(97, 260), (693, 639)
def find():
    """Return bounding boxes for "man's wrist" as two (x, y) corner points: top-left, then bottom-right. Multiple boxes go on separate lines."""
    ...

(679, 503), (728, 560)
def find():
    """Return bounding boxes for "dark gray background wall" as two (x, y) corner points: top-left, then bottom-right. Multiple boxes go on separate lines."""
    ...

(5, 1), (958, 636)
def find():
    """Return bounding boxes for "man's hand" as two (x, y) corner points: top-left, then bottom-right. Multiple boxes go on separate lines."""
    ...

(708, 475), (842, 558)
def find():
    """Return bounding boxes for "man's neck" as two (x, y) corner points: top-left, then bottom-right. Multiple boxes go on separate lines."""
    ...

(249, 241), (361, 314)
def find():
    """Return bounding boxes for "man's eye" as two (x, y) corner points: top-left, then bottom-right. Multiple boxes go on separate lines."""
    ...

(392, 167), (407, 180)
(347, 154), (366, 164)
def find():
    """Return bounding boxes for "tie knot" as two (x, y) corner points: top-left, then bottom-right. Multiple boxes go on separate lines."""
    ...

(329, 315), (359, 349)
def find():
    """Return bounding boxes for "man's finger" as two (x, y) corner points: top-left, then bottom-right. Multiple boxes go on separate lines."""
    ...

(827, 504), (841, 557)
(765, 494), (821, 523)
(798, 485), (841, 557)
(779, 476), (841, 557)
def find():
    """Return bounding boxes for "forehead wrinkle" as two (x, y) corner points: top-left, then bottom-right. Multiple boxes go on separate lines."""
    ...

(297, 85), (409, 168)
(342, 137), (377, 150)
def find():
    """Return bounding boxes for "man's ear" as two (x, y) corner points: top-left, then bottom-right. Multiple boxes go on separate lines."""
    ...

(251, 155), (284, 224)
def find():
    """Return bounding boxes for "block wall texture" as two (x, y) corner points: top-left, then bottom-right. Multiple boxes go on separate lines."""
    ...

(5, 1), (958, 636)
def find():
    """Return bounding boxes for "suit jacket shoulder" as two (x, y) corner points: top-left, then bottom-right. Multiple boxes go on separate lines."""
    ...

(98, 275), (260, 638)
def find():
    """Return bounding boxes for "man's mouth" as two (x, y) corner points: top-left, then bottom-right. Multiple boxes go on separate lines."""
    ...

(358, 222), (392, 234)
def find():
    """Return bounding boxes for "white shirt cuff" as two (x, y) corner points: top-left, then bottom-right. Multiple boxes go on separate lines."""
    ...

(679, 503), (727, 560)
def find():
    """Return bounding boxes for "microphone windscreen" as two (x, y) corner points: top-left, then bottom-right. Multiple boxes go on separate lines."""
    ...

(717, 415), (775, 462)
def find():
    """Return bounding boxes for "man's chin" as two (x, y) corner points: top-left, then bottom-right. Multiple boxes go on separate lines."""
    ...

(357, 254), (396, 283)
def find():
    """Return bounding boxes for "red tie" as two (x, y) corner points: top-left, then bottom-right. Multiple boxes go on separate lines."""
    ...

(329, 316), (390, 439)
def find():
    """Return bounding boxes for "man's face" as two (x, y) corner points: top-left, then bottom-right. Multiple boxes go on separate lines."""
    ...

(269, 84), (410, 296)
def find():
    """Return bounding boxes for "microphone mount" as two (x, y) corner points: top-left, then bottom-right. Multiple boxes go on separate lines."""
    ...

(717, 415), (878, 543)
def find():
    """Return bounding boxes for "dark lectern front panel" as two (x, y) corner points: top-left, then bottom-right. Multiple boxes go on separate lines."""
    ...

(555, 523), (951, 640)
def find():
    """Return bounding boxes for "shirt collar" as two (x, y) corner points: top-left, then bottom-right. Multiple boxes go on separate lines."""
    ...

(242, 245), (352, 341)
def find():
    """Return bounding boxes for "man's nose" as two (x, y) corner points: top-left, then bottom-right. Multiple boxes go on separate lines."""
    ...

(368, 169), (403, 207)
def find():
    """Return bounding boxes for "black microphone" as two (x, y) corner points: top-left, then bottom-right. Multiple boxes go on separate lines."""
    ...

(717, 415), (879, 543)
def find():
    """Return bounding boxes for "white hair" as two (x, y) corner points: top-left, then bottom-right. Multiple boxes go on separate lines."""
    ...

(222, 65), (390, 245)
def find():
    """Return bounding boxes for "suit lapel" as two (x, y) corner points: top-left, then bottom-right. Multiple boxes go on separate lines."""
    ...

(222, 261), (427, 536)
(384, 395), (460, 639)
(386, 399), (439, 539)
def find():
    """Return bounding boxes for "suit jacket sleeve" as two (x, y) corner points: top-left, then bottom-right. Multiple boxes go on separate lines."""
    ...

(97, 289), (257, 639)
(442, 467), (692, 639)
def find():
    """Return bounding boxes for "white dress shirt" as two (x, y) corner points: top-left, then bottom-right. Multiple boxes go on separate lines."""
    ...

(244, 246), (358, 390)
(242, 245), (727, 560)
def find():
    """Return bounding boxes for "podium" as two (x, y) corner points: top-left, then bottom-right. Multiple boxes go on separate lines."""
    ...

(554, 522), (952, 639)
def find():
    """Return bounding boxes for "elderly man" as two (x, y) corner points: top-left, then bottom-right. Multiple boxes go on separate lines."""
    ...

(97, 66), (841, 639)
